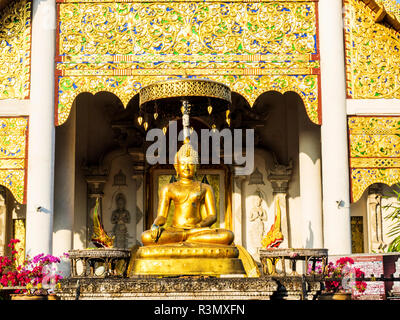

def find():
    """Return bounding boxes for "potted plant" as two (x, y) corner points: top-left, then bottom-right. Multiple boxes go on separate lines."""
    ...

(310, 257), (367, 300)
(0, 239), (65, 300)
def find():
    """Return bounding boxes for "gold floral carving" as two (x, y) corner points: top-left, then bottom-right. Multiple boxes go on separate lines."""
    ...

(0, 0), (31, 100)
(57, 74), (319, 126)
(349, 116), (400, 202)
(344, 0), (400, 99)
(56, 1), (320, 125)
(0, 117), (28, 204)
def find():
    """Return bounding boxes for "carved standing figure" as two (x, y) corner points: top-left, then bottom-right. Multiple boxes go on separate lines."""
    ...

(249, 191), (268, 242)
(367, 188), (386, 252)
(111, 193), (131, 248)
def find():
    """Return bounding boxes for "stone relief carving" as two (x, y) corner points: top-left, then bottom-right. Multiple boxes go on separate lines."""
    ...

(111, 193), (131, 249)
(113, 169), (127, 186)
(267, 154), (293, 194)
(367, 185), (387, 252)
(249, 191), (268, 243)
(248, 167), (265, 186)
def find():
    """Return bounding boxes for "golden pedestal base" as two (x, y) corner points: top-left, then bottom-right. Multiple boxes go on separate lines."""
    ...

(128, 243), (252, 277)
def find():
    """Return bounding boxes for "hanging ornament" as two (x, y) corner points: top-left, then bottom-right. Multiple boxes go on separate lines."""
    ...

(162, 127), (167, 135)
(226, 118), (231, 126)
(137, 115), (143, 126)
(207, 105), (213, 115)
(154, 103), (159, 120)
(143, 122), (149, 131)
(226, 109), (231, 126)
(212, 124), (217, 132)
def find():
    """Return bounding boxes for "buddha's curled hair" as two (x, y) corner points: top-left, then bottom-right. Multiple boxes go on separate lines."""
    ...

(174, 138), (199, 165)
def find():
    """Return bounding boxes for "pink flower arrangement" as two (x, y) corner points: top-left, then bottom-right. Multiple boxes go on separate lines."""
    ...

(0, 239), (65, 295)
(308, 257), (367, 294)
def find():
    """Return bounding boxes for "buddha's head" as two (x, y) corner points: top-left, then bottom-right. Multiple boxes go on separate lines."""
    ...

(174, 138), (199, 180)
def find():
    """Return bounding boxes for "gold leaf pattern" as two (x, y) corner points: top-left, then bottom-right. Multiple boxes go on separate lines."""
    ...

(0, 0), (31, 100)
(0, 117), (28, 204)
(56, 1), (320, 125)
(349, 116), (400, 202)
(344, 0), (400, 99)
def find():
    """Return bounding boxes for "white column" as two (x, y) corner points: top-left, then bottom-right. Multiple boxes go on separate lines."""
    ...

(299, 111), (323, 248)
(319, 0), (352, 254)
(232, 175), (246, 246)
(53, 104), (75, 276)
(25, 0), (56, 256)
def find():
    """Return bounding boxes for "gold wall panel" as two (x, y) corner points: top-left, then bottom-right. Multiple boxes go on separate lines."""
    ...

(344, 0), (400, 99)
(0, 0), (31, 100)
(349, 116), (400, 202)
(56, 1), (321, 125)
(0, 117), (28, 204)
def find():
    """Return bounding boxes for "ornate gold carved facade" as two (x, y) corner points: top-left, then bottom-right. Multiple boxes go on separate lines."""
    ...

(0, 117), (28, 204)
(0, 0), (31, 100)
(349, 116), (400, 202)
(344, 0), (400, 99)
(56, 0), (321, 126)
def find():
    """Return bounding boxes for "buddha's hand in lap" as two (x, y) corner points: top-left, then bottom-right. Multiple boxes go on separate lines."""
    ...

(151, 224), (164, 242)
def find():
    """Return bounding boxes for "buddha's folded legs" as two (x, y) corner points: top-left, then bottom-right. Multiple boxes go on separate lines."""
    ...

(186, 228), (234, 245)
(141, 227), (234, 246)
(141, 228), (186, 246)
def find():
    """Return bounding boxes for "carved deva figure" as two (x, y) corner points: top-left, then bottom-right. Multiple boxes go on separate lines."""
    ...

(249, 191), (268, 242)
(141, 138), (234, 246)
(111, 193), (131, 248)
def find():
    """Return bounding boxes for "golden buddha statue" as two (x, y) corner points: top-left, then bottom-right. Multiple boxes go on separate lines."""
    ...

(141, 138), (234, 246)
(128, 139), (259, 277)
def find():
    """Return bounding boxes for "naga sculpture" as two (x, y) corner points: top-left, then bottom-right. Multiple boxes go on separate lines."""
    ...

(91, 197), (114, 248)
(262, 199), (284, 249)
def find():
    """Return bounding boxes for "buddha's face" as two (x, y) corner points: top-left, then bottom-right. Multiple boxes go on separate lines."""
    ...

(175, 156), (197, 180)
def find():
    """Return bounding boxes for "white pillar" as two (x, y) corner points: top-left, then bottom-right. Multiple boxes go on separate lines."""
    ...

(299, 111), (323, 248)
(319, 0), (352, 254)
(25, 0), (56, 256)
(53, 104), (75, 276)
(232, 175), (246, 246)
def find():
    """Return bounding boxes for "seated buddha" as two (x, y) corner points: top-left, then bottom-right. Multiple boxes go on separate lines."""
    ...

(141, 138), (234, 246)
(128, 138), (259, 277)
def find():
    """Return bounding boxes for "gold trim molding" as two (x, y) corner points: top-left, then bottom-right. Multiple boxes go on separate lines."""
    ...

(139, 78), (231, 106)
